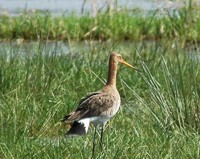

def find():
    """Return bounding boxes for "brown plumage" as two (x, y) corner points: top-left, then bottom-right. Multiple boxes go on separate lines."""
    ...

(61, 52), (137, 156)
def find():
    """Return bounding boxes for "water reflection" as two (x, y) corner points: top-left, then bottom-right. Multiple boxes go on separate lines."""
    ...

(0, 41), (199, 62)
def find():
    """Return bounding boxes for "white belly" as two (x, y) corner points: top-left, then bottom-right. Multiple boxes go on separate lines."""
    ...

(90, 116), (110, 126)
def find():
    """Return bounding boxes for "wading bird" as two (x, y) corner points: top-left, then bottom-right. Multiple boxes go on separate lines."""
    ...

(61, 52), (137, 157)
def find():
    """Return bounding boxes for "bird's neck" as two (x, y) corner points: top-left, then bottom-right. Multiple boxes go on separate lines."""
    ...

(106, 58), (117, 86)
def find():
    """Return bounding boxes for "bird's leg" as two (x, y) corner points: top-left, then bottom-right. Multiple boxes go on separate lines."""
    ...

(99, 123), (105, 149)
(92, 125), (98, 158)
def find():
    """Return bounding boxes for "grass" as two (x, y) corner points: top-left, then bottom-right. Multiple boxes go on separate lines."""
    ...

(0, 39), (199, 158)
(0, 2), (200, 158)
(0, 5), (200, 43)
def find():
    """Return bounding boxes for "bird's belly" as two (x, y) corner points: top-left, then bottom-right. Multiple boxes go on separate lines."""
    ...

(91, 101), (120, 126)
(90, 116), (110, 126)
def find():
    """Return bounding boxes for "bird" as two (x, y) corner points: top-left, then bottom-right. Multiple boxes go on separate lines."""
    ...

(61, 52), (137, 157)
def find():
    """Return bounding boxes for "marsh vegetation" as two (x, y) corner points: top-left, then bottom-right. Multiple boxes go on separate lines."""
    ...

(0, 2), (200, 159)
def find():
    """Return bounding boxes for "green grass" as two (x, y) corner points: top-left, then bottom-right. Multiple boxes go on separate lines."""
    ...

(0, 5), (200, 43)
(0, 40), (199, 158)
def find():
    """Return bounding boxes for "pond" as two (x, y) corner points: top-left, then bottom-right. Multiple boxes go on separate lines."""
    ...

(0, 41), (199, 62)
(0, 0), (186, 16)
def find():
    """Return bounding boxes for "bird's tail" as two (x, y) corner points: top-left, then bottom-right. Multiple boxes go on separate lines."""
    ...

(66, 121), (87, 135)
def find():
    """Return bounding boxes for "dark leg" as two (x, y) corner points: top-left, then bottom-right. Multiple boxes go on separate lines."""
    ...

(100, 124), (104, 149)
(92, 126), (98, 158)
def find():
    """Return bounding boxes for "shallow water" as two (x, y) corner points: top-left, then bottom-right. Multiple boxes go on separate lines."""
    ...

(0, 0), (187, 16)
(0, 41), (70, 63)
(0, 41), (199, 62)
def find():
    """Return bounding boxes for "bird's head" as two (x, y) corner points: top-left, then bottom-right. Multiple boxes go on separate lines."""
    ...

(110, 52), (138, 70)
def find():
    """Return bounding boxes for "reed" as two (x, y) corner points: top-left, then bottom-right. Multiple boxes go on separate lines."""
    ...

(0, 5), (200, 43)
(0, 39), (199, 158)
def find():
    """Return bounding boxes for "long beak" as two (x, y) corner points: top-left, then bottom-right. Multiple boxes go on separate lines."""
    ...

(120, 59), (139, 71)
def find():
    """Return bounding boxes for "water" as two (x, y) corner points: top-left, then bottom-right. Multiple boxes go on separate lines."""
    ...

(0, 0), (199, 61)
(0, 41), (69, 61)
(0, 0), (187, 16)
(0, 41), (199, 62)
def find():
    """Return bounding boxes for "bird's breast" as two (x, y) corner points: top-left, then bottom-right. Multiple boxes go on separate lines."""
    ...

(90, 92), (121, 126)
(107, 96), (121, 116)
(100, 92), (121, 117)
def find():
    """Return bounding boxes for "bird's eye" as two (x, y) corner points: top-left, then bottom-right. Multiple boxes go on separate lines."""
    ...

(118, 56), (122, 59)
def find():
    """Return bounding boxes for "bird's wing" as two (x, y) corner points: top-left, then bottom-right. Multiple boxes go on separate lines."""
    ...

(62, 91), (115, 122)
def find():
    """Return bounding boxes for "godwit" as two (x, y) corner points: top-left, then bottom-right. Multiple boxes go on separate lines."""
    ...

(61, 52), (137, 156)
